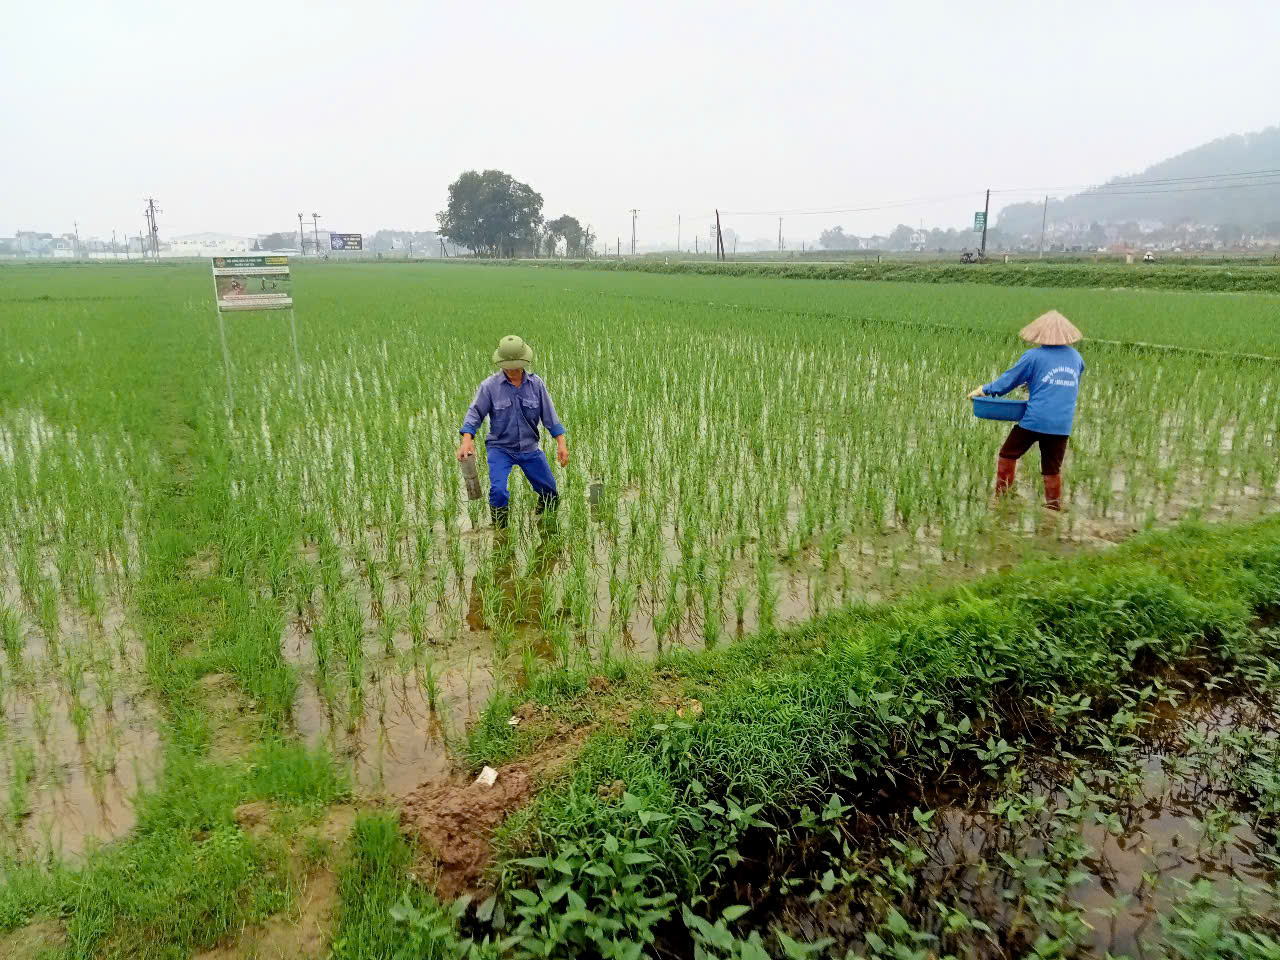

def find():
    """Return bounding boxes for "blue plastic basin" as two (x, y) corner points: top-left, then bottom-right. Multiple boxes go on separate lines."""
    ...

(972, 397), (1027, 422)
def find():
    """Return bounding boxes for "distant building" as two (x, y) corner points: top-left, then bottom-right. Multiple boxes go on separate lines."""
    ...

(16, 231), (53, 254)
(166, 232), (254, 256)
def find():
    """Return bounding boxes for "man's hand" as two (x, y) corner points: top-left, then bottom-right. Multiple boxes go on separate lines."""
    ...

(556, 436), (569, 468)
(967, 388), (986, 399)
(457, 435), (475, 461)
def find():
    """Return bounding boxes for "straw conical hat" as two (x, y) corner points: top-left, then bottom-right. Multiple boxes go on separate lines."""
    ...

(1019, 310), (1082, 346)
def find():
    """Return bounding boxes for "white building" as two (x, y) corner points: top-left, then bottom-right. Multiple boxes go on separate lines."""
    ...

(165, 232), (255, 257)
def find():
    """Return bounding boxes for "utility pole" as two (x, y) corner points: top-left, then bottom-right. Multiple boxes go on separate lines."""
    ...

(73, 221), (81, 259)
(778, 217), (783, 253)
(144, 197), (161, 259)
(616, 237), (620, 257)
(979, 188), (990, 259)
(677, 214), (681, 254)
(111, 229), (117, 258)
(1038, 195), (1048, 259)
(298, 213), (307, 254)
(408, 235), (413, 258)
(311, 213), (321, 256)
(715, 209), (727, 261)
(628, 209), (637, 256)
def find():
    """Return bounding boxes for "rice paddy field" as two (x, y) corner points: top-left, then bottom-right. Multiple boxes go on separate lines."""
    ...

(2, 260), (1280, 959)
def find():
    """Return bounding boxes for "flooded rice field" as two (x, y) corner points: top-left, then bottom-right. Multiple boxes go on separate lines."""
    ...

(277, 468), (1277, 801)
(0, 576), (157, 859)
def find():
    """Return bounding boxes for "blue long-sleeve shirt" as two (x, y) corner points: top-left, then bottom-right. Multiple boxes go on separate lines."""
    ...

(983, 345), (1085, 436)
(460, 371), (566, 452)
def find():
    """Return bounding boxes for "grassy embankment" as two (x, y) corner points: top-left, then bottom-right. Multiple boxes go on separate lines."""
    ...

(511, 256), (1280, 293)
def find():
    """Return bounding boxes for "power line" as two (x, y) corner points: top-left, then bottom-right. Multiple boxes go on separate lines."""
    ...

(993, 167), (1280, 195)
(708, 166), (1280, 222)
(721, 190), (981, 219)
(1051, 178), (1280, 198)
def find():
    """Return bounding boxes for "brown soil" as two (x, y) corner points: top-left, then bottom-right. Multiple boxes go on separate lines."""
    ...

(0, 919), (65, 959)
(193, 805), (356, 960)
(232, 800), (272, 834)
(202, 673), (259, 765)
(187, 548), (219, 580)
(400, 764), (538, 899)
(192, 871), (337, 960)
(398, 676), (704, 900)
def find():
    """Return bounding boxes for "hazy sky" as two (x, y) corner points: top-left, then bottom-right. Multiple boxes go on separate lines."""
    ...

(4, 0), (1277, 248)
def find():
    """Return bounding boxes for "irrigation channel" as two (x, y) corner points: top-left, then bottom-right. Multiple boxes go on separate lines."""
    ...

(744, 673), (1280, 958)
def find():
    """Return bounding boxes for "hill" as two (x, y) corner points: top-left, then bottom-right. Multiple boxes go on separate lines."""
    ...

(997, 125), (1280, 234)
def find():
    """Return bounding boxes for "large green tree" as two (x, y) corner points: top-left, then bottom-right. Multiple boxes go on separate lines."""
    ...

(436, 170), (544, 257)
(545, 214), (586, 257)
(258, 231), (298, 251)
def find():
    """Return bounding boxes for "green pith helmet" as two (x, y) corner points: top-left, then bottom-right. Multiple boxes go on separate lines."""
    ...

(493, 334), (534, 370)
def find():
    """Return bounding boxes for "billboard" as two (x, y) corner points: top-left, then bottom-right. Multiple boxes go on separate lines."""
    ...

(212, 255), (292, 311)
(330, 233), (362, 251)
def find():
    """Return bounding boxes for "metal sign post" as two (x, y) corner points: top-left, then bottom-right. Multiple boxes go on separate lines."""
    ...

(216, 312), (235, 412)
(210, 255), (300, 412)
(208, 270), (236, 414)
(287, 309), (303, 395)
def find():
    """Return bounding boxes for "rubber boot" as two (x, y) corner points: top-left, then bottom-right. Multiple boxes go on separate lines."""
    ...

(1043, 474), (1062, 512)
(994, 457), (1017, 497)
(490, 505), (510, 530)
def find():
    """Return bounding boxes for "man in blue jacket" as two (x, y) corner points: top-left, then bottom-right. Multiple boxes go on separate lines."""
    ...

(968, 311), (1084, 511)
(458, 335), (569, 530)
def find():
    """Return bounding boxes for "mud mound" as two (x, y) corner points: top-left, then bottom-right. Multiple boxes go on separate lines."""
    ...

(400, 765), (536, 899)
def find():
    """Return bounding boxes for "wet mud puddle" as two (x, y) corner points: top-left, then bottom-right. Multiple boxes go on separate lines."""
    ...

(772, 694), (1280, 958)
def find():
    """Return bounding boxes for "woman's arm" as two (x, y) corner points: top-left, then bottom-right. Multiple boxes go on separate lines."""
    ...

(981, 353), (1034, 397)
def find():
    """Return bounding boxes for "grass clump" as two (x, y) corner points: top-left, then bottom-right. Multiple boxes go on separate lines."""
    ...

(333, 812), (483, 960)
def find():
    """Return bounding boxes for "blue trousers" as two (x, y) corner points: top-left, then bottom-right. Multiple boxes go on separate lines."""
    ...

(487, 446), (558, 509)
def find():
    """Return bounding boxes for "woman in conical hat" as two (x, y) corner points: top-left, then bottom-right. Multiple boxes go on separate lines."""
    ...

(966, 311), (1085, 511)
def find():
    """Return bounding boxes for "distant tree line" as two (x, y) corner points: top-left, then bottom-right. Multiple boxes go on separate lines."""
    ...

(436, 169), (595, 258)
(820, 224), (1001, 253)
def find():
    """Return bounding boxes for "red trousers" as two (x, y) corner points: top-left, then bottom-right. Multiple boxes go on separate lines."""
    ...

(999, 425), (1068, 475)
